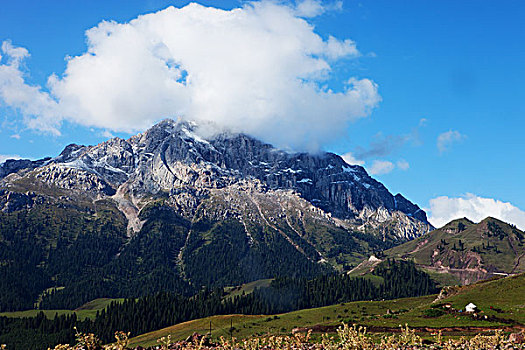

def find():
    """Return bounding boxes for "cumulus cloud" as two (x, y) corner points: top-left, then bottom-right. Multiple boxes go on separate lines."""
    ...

(437, 130), (466, 154)
(295, 0), (324, 17)
(0, 1), (380, 152)
(294, 0), (342, 18)
(366, 159), (409, 175)
(428, 193), (525, 230)
(340, 153), (409, 175)
(341, 152), (364, 165)
(99, 130), (115, 138)
(0, 41), (62, 134)
(1, 41), (29, 65)
(368, 160), (394, 175)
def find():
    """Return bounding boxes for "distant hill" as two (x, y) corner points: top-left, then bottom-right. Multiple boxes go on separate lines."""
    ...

(360, 217), (525, 285)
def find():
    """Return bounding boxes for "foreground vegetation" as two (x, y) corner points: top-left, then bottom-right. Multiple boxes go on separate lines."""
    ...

(4, 323), (524, 350)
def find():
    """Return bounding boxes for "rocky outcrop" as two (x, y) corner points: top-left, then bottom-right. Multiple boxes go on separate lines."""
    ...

(34, 164), (116, 196)
(0, 157), (51, 179)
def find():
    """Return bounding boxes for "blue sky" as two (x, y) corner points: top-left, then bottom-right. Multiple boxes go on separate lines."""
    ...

(1, 0), (524, 228)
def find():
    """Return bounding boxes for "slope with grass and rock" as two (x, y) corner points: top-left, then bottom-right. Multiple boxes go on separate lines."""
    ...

(351, 217), (525, 285)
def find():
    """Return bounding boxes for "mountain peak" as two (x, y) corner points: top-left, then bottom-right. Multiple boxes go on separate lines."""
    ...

(1, 118), (432, 241)
(480, 216), (507, 225)
(147, 118), (196, 132)
(55, 143), (86, 162)
(440, 217), (475, 230)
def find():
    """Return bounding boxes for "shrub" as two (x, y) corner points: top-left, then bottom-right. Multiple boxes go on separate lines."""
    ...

(423, 308), (445, 318)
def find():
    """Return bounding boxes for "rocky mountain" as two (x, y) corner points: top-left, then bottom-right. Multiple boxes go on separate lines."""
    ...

(1, 119), (431, 237)
(351, 217), (525, 285)
(0, 119), (432, 311)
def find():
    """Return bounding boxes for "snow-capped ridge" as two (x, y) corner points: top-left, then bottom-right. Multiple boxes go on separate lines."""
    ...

(1, 119), (432, 240)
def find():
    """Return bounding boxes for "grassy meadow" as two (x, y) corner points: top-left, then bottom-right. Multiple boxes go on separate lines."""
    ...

(127, 273), (525, 348)
(0, 298), (123, 321)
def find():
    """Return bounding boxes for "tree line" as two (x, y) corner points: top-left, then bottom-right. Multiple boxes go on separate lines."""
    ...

(0, 259), (438, 350)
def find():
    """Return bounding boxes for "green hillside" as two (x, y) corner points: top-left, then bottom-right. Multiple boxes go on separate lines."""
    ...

(127, 273), (525, 348)
(128, 297), (435, 348)
(444, 273), (525, 324)
(0, 298), (123, 321)
(223, 279), (273, 299)
(0, 189), (393, 312)
(382, 217), (525, 284)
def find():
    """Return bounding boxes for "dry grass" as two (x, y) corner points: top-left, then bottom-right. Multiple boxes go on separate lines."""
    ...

(3, 323), (522, 350)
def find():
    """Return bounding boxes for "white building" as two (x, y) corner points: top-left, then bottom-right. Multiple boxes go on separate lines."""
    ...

(465, 303), (477, 313)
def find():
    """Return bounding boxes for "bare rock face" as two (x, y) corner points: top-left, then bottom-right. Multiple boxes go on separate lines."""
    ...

(1, 119), (432, 241)
(0, 157), (51, 179)
(34, 164), (116, 196)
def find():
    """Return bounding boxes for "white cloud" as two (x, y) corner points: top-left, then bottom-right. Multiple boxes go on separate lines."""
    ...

(428, 193), (525, 230)
(294, 0), (342, 18)
(437, 130), (466, 154)
(0, 154), (21, 164)
(362, 159), (410, 175)
(0, 1), (380, 152)
(341, 152), (364, 166)
(396, 159), (409, 170)
(325, 36), (359, 60)
(1, 41), (29, 66)
(0, 41), (62, 135)
(368, 160), (394, 175)
(295, 0), (325, 17)
(10, 133), (21, 139)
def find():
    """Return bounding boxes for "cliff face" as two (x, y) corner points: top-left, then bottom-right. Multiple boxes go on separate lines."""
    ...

(2, 119), (430, 239)
(2, 119), (432, 242)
